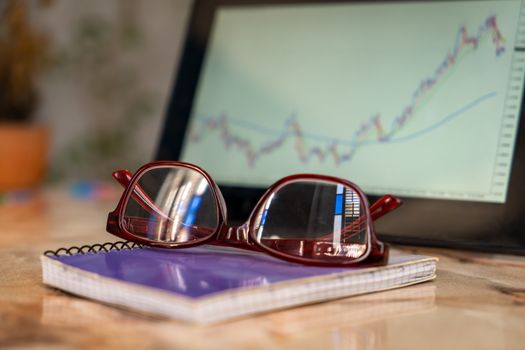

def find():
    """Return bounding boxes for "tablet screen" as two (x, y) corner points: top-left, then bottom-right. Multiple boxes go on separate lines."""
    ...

(160, 0), (525, 253)
(179, 0), (525, 204)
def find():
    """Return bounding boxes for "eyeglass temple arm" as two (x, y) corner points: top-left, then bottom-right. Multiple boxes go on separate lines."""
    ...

(114, 169), (401, 242)
(369, 195), (402, 221)
(112, 170), (171, 221)
(112, 169), (133, 187)
(114, 170), (402, 221)
(319, 194), (402, 241)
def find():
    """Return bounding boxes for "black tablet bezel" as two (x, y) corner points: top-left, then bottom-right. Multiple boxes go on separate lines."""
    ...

(156, 0), (525, 255)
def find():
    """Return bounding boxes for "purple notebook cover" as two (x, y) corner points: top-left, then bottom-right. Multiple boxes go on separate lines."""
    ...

(50, 247), (375, 299)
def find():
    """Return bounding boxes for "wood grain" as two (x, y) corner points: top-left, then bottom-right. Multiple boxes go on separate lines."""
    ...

(1, 188), (524, 349)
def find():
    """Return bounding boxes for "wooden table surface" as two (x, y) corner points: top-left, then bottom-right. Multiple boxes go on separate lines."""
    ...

(1, 188), (525, 349)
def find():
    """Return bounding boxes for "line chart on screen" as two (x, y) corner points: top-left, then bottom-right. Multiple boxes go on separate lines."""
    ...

(181, 1), (525, 203)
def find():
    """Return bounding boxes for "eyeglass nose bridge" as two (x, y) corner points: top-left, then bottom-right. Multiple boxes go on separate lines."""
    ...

(218, 223), (252, 245)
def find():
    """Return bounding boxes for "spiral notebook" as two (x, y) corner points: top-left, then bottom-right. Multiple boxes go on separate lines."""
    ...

(41, 242), (437, 324)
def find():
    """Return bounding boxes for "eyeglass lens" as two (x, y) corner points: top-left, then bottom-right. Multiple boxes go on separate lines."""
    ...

(252, 181), (369, 262)
(122, 166), (219, 243)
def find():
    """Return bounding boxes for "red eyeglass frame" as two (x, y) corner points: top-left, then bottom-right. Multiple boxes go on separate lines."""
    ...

(106, 161), (402, 267)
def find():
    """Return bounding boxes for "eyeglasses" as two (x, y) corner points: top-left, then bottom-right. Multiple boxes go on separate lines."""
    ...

(106, 161), (402, 266)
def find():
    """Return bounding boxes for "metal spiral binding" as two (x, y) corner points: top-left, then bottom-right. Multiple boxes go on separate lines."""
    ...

(43, 241), (143, 257)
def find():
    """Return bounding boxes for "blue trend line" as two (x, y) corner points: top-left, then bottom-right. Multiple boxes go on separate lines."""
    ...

(196, 91), (497, 147)
(387, 91), (497, 144)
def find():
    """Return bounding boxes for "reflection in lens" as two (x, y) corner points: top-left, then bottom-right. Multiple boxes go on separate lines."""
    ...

(123, 166), (219, 243)
(253, 181), (369, 263)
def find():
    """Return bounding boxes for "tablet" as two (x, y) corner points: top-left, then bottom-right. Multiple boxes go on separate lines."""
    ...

(157, 0), (525, 254)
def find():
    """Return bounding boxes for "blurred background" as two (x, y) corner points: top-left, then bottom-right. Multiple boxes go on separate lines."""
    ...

(0, 0), (191, 199)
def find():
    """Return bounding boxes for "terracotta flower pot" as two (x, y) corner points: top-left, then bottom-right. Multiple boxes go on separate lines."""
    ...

(0, 124), (50, 191)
